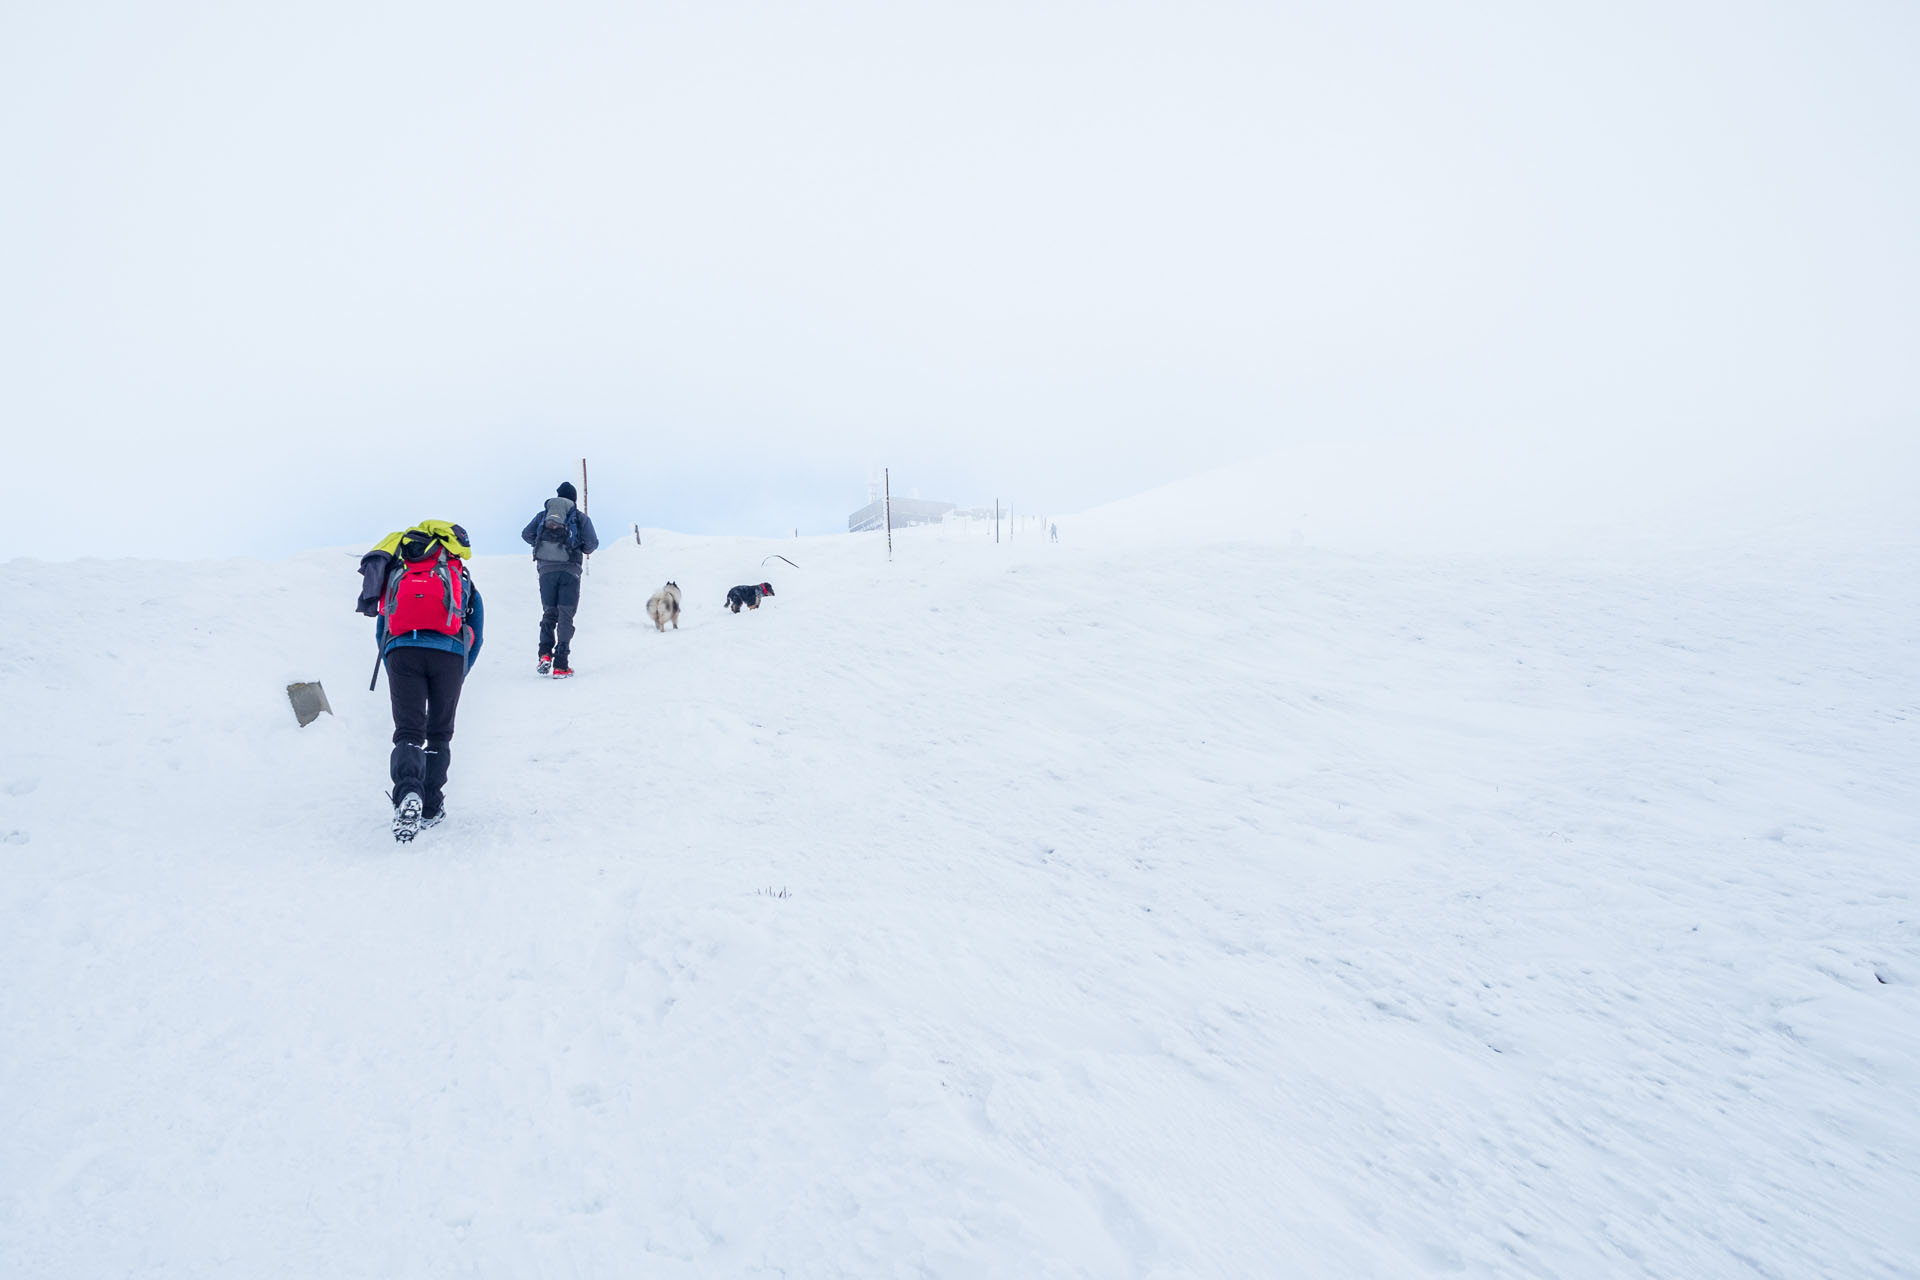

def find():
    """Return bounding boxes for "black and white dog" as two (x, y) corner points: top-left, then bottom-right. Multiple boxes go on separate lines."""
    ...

(726, 582), (775, 613)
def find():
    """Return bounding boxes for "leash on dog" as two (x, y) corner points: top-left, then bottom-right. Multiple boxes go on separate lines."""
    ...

(761, 554), (799, 568)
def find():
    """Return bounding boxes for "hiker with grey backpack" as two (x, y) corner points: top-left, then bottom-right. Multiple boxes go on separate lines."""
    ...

(520, 481), (600, 677)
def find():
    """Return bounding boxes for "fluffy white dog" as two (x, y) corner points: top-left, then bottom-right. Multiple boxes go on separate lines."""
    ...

(646, 581), (682, 632)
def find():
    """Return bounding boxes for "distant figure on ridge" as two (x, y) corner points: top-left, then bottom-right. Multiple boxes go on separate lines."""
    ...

(521, 481), (599, 678)
(1049, 522), (1059, 543)
(356, 520), (485, 842)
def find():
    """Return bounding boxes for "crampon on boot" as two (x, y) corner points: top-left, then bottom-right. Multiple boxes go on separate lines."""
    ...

(392, 791), (424, 843)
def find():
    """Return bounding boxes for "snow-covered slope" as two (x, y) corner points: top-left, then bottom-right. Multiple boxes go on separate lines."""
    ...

(2, 516), (1916, 1276)
(1062, 433), (1920, 557)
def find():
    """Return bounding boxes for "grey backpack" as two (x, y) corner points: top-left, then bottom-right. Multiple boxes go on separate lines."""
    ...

(533, 496), (577, 563)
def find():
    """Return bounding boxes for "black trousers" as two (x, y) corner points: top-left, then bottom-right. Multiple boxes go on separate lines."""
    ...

(385, 646), (466, 812)
(538, 570), (581, 663)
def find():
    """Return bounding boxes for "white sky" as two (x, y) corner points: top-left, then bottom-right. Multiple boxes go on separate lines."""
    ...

(1, 0), (1916, 558)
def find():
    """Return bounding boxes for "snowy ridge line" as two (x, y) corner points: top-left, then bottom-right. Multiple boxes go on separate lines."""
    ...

(1058, 444), (1920, 560)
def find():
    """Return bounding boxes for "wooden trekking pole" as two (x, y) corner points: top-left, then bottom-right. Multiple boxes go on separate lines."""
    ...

(580, 457), (590, 575)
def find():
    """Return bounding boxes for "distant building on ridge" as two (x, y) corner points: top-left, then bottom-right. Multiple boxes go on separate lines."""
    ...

(848, 496), (956, 533)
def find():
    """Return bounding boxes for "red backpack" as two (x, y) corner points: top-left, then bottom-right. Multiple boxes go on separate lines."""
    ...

(382, 545), (467, 637)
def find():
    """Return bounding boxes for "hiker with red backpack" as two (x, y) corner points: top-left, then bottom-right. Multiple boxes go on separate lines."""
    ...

(520, 481), (599, 678)
(356, 520), (486, 842)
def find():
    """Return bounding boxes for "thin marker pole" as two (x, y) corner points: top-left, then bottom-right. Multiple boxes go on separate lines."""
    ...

(884, 468), (893, 563)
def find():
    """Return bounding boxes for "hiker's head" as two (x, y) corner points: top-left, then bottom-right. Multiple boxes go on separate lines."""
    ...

(557, 482), (578, 501)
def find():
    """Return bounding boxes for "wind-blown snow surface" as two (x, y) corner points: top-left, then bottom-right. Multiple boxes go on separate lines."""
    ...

(2, 521), (1917, 1277)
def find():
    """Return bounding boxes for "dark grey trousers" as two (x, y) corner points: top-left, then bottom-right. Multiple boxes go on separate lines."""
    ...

(538, 569), (582, 663)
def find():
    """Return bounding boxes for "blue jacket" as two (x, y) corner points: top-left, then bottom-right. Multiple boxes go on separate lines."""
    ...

(377, 574), (485, 671)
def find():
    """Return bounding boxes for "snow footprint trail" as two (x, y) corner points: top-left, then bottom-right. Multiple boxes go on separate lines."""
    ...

(2, 530), (1918, 1276)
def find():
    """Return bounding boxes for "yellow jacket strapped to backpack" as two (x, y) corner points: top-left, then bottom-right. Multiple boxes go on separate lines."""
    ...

(372, 520), (472, 561)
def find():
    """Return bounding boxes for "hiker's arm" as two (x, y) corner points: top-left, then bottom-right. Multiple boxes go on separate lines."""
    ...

(465, 584), (485, 670)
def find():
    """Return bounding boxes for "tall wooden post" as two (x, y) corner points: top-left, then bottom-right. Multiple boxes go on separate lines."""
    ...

(884, 468), (893, 563)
